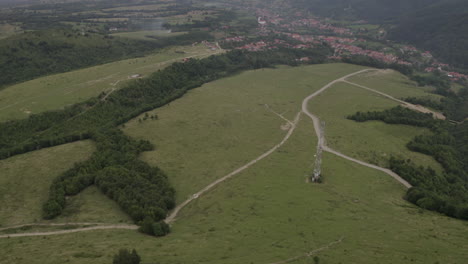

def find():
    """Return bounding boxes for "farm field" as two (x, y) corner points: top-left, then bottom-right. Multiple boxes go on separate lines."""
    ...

(0, 44), (219, 122)
(309, 81), (443, 170)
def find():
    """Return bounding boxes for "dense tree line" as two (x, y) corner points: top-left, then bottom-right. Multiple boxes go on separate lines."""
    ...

(402, 97), (444, 111)
(409, 73), (451, 95)
(348, 105), (468, 220)
(347, 106), (442, 129)
(42, 128), (176, 230)
(0, 47), (331, 233)
(390, 158), (468, 220)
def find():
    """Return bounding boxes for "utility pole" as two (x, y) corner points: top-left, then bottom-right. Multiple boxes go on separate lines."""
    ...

(311, 121), (325, 183)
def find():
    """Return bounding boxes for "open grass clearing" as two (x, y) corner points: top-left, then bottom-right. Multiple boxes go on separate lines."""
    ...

(0, 44), (218, 122)
(111, 30), (186, 41)
(1, 63), (465, 263)
(123, 63), (369, 203)
(0, 23), (22, 39)
(102, 4), (175, 12)
(0, 141), (95, 227)
(348, 69), (444, 100)
(54, 186), (132, 224)
(1, 117), (467, 264)
(309, 81), (443, 171)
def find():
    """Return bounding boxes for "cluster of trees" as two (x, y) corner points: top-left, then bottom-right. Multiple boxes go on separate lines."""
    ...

(410, 73), (451, 95)
(402, 97), (444, 111)
(347, 106), (442, 129)
(390, 158), (468, 220)
(138, 218), (171, 237)
(42, 128), (176, 233)
(113, 249), (140, 264)
(348, 105), (468, 220)
(0, 47), (332, 233)
(164, 10), (237, 32)
(442, 87), (468, 121)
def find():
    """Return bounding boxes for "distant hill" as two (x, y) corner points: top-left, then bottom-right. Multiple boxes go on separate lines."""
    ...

(0, 29), (211, 88)
(390, 1), (468, 69)
(0, 29), (160, 88)
(292, 0), (468, 69)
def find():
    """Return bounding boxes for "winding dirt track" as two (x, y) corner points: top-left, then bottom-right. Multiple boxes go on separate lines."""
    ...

(165, 111), (302, 223)
(301, 69), (412, 188)
(268, 236), (344, 264)
(0, 224), (138, 238)
(343, 80), (446, 120)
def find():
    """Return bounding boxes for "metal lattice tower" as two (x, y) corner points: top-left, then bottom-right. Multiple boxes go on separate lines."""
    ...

(312, 121), (325, 182)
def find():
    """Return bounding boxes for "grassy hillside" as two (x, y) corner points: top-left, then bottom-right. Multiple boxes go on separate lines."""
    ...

(1, 114), (467, 264)
(0, 44), (218, 122)
(1, 63), (467, 263)
(123, 63), (368, 202)
(310, 81), (442, 170)
(0, 29), (213, 88)
(0, 141), (95, 227)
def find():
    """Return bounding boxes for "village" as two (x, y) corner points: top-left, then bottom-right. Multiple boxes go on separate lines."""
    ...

(217, 2), (468, 82)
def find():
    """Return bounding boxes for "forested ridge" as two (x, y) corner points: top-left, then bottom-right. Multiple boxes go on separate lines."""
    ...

(0, 29), (213, 89)
(0, 47), (330, 234)
(348, 106), (468, 220)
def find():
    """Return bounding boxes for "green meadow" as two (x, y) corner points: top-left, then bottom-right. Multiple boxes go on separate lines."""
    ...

(0, 44), (216, 122)
(111, 30), (186, 41)
(0, 117), (466, 264)
(348, 70), (443, 100)
(123, 63), (369, 202)
(309, 81), (443, 170)
(0, 141), (95, 227)
(1, 63), (467, 264)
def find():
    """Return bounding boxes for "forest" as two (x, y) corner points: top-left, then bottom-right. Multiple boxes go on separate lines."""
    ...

(348, 106), (468, 220)
(0, 47), (331, 234)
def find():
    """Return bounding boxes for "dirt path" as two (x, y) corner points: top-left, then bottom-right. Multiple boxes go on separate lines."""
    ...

(302, 69), (412, 188)
(165, 111), (302, 224)
(268, 236), (344, 264)
(0, 224), (138, 238)
(343, 80), (446, 120)
(0, 222), (104, 232)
